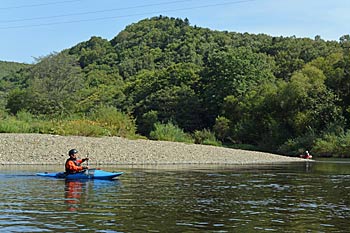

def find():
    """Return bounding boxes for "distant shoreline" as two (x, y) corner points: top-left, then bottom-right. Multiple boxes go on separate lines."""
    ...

(0, 133), (305, 165)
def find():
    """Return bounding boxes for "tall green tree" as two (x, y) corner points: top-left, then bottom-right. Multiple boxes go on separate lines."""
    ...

(6, 53), (83, 115)
(200, 47), (276, 126)
(78, 64), (125, 112)
(272, 65), (343, 146)
(125, 63), (203, 132)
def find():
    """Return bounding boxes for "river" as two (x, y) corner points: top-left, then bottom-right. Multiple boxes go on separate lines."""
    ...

(0, 160), (349, 232)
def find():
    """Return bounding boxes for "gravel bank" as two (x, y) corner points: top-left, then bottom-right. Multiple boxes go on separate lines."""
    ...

(0, 133), (305, 165)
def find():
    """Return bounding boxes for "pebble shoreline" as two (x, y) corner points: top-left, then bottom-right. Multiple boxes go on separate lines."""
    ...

(0, 133), (305, 165)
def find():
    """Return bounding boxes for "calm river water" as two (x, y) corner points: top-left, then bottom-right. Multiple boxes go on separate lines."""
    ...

(0, 160), (349, 232)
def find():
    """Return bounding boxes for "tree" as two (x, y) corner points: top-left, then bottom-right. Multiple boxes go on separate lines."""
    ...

(78, 64), (125, 112)
(6, 52), (83, 115)
(272, 64), (343, 140)
(200, 47), (276, 126)
(69, 36), (116, 68)
(125, 63), (203, 133)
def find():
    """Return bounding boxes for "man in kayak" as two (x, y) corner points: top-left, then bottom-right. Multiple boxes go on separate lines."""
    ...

(65, 149), (89, 174)
(300, 150), (313, 159)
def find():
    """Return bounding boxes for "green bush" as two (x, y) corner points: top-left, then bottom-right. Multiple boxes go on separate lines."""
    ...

(0, 117), (31, 133)
(89, 106), (136, 138)
(0, 109), (9, 119)
(149, 122), (193, 143)
(16, 110), (34, 122)
(29, 121), (55, 134)
(313, 134), (337, 157)
(313, 132), (350, 157)
(278, 133), (316, 156)
(49, 119), (107, 136)
(213, 116), (230, 141)
(193, 129), (221, 146)
(138, 110), (158, 136)
(338, 132), (350, 157)
(0, 115), (53, 134)
(0, 107), (138, 138)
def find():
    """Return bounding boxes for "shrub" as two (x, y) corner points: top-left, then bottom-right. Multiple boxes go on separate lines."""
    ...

(337, 132), (350, 157)
(89, 106), (136, 137)
(0, 116), (31, 133)
(29, 121), (55, 134)
(137, 110), (158, 136)
(193, 129), (221, 146)
(50, 119), (107, 136)
(313, 132), (350, 157)
(0, 109), (9, 119)
(278, 133), (316, 156)
(0, 106), (139, 138)
(16, 110), (34, 122)
(149, 122), (193, 143)
(213, 116), (230, 141)
(313, 134), (338, 157)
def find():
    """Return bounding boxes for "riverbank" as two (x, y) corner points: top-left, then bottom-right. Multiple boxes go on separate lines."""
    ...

(0, 133), (305, 165)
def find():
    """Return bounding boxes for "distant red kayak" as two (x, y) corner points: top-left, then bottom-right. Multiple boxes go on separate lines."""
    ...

(300, 154), (313, 159)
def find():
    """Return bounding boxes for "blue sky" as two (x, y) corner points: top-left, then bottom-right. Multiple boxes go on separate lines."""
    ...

(1, 0), (349, 63)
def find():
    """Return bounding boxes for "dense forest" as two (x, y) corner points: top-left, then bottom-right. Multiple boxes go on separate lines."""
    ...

(1, 16), (350, 157)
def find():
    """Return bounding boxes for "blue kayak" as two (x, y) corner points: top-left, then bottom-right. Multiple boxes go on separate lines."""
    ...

(36, 169), (124, 180)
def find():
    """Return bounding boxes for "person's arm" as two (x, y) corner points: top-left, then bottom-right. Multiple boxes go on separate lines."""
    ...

(76, 159), (83, 165)
(81, 158), (89, 163)
(76, 159), (89, 169)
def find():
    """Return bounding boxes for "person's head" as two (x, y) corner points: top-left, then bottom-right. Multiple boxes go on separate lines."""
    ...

(68, 149), (78, 159)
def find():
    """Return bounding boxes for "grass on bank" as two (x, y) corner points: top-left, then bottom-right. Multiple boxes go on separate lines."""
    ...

(2, 109), (349, 157)
(0, 109), (221, 146)
(0, 108), (137, 138)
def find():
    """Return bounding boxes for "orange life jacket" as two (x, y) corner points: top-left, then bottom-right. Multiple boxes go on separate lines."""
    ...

(65, 158), (84, 174)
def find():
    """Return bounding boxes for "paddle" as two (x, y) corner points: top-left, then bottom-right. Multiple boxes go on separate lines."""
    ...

(83, 152), (101, 172)
(83, 152), (90, 174)
(86, 152), (89, 168)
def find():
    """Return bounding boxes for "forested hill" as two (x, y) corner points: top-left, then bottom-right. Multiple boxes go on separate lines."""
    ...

(2, 16), (350, 156)
(0, 61), (31, 79)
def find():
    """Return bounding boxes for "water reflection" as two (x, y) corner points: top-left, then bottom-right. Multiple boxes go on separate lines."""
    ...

(64, 179), (122, 212)
(64, 180), (84, 211)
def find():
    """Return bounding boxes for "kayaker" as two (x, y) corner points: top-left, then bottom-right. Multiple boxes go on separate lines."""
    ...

(65, 149), (89, 174)
(305, 150), (312, 159)
(300, 150), (312, 159)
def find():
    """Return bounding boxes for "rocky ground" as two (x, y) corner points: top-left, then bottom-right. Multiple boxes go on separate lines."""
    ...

(0, 133), (305, 165)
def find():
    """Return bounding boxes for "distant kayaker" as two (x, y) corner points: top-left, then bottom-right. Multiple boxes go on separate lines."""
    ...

(300, 150), (312, 159)
(65, 149), (89, 174)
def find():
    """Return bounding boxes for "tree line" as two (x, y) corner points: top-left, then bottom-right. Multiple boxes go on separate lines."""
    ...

(1, 16), (350, 157)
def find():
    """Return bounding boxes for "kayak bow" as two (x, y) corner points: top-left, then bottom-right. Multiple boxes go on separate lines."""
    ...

(36, 169), (123, 180)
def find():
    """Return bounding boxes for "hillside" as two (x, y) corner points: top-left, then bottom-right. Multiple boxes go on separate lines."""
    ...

(0, 61), (30, 79)
(1, 16), (350, 157)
